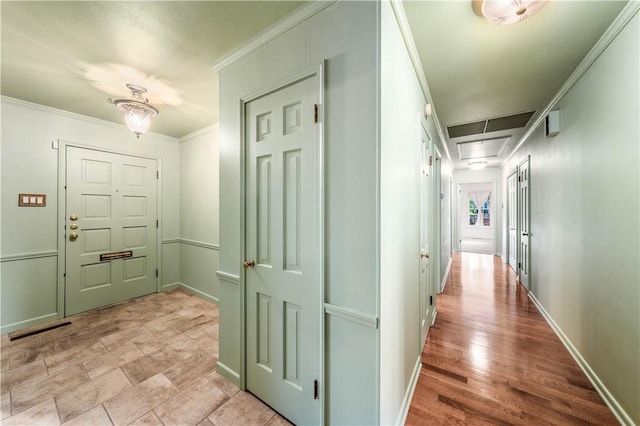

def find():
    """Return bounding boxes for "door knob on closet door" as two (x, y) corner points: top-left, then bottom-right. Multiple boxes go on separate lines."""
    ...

(70, 214), (79, 221)
(69, 232), (78, 241)
(421, 253), (430, 259)
(242, 260), (255, 269)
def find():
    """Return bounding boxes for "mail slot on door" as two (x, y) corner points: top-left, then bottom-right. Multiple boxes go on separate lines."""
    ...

(100, 250), (133, 262)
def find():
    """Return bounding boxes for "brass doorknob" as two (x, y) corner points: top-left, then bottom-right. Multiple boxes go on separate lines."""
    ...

(69, 214), (78, 221)
(69, 224), (78, 230)
(242, 260), (256, 269)
(69, 232), (78, 241)
(421, 253), (430, 259)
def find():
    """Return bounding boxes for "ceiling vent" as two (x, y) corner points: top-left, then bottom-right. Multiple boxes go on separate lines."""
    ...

(447, 111), (535, 139)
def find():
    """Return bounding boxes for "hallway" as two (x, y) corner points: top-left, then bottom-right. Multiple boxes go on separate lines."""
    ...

(406, 252), (618, 425)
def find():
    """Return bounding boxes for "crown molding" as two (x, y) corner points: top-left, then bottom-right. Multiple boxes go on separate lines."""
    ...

(1, 96), (179, 143)
(211, 1), (337, 73)
(389, 0), (454, 170)
(179, 122), (219, 143)
(506, 1), (640, 163)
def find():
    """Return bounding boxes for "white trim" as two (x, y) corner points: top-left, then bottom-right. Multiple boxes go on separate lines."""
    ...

(394, 356), (422, 426)
(179, 123), (219, 144)
(506, 1), (640, 163)
(440, 255), (452, 293)
(211, 1), (336, 73)
(1, 250), (58, 263)
(1, 96), (178, 143)
(528, 292), (635, 426)
(161, 238), (180, 245)
(324, 303), (379, 329)
(388, 0), (453, 171)
(1, 313), (59, 335)
(216, 270), (240, 284)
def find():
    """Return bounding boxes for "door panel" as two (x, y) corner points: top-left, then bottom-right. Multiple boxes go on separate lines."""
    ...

(518, 157), (530, 289)
(66, 146), (157, 316)
(245, 75), (320, 425)
(507, 172), (518, 271)
(419, 125), (432, 347)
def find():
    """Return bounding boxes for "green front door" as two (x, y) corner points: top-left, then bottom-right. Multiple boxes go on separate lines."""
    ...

(65, 146), (158, 316)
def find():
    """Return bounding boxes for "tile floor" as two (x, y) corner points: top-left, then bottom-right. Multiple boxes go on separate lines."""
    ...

(0, 289), (290, 426)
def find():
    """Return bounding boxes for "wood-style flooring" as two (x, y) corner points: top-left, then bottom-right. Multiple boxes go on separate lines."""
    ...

(406, 252), (619, 425)
(0, 289), (289, 426)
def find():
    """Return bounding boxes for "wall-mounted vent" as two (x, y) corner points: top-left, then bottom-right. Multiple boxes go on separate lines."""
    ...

(447, 111), (535, 139)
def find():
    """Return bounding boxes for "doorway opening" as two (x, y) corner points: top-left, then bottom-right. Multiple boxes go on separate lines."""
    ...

(458, 182), (495, 255)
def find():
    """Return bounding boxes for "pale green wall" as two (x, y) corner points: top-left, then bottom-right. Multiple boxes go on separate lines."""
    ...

(177, 125), (220, 302)
(379, 2), (450, 422)
(217, 2), (380, 424)
(502, 12), (640, 424)
(0, 98), (181, 333)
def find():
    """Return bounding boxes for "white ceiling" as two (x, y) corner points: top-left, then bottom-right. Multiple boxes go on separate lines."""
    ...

(1, 1), (628, 164)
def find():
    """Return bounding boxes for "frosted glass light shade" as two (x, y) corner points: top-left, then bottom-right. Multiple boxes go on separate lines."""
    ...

(108, 84), (159, 138)
(473, 0), (548, 25)
(123, 105), (154, 137)
(469, 161), (487, 170)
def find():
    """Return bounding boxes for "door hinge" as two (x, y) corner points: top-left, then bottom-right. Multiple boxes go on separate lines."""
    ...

(156, 220), (159, 228)
(313, 104), (318, 124)
(156, 171), (159, 179)
(314, 379), (319, 400)
(430, 295), (433, 305)
(518, 176), (523, 182)
(156, 269), (159, 278)
(429, 155), (433, 166)
(518, 262), (522, 269)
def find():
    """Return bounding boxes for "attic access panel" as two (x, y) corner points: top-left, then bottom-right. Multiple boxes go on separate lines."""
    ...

(457, 136), (510, 160)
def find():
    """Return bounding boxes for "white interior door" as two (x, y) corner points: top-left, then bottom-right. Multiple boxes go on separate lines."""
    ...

(507, 171), (518, 271)
(518, 157), (530, 289)
(65, 146), (157, 316)
(419, 125), (432, 347)
(244, 75), (320, 425)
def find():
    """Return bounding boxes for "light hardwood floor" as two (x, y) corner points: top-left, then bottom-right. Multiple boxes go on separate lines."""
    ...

(0, 289), (289, 426)
(406, 252), (619, 425)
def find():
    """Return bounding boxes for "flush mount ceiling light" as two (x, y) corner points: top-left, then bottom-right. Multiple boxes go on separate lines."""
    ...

(108, 84), (159, 138)
(472, 0), (548, 25)
(469, 160), (488, 170)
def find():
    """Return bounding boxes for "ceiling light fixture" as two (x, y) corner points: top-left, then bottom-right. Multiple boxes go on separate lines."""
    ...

(469, 160), (488, 170)
(108, 84), (158, 138)
(472, 0), (548, 25)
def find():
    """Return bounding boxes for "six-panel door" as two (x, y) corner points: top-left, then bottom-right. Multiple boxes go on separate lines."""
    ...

(245, 75), (320, 425)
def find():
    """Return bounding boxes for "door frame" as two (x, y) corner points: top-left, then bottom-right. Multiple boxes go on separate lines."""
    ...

(506, 169), (518, 274)
(431, 146), (441, 312)
(457, 181), (497, 254)
(238, 63), (325, 422)
(517, 155), (531, 290)
(56, 141), (162, 318)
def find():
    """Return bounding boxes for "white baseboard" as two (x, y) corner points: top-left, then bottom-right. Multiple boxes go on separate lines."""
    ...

(394, 356), (422, 426)
(528, 292), (635, 426)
